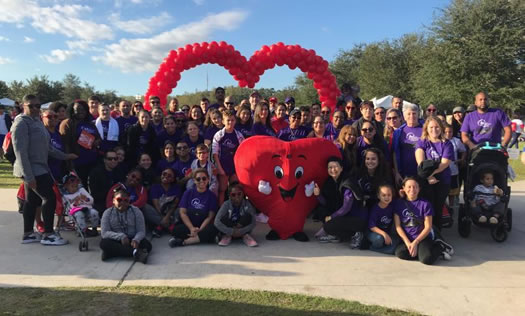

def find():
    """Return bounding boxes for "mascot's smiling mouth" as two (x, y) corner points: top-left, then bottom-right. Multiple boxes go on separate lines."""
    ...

(279, 185), (297, 201)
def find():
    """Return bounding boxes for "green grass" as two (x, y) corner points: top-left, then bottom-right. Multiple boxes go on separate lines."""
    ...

(0, 286), (420, 316)
(0, 160), (20, 188)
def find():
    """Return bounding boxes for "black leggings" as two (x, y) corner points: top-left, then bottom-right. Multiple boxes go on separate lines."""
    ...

(395, 236), (441, 265)
(323, 216), (367, 241)
(23, 173), (56, 234)
(421, 180), (450, 230)
(172, 223), (218, 243)
(99, 238), (152, 259)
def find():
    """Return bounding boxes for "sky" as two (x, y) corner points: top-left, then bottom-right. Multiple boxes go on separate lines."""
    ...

(0, 0), (451, 97)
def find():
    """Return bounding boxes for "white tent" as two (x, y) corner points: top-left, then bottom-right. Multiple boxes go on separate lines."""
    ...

(0, 97), (15, 106)
(41, 102), (52, 109)
(371, 95), (417, 110)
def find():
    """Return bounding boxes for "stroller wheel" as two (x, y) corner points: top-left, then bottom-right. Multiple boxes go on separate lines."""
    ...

(491, 225), (508, 243)
(84, 240), (89, 251)
(506, 208), (512, 232)
(458, 205), (471, 238)
(78, 241), (84, 252)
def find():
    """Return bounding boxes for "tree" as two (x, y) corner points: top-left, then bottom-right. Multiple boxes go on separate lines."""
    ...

(8, 80), (27, 102)
(61, 73), (83, 104)
(22, 75), (62, 103)
(0, 80), (9, 98)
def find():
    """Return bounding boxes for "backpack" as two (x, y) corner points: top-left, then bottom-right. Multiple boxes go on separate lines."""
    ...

(2, 131), (15, 165)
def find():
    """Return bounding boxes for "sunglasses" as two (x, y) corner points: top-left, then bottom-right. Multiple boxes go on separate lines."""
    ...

(151, 101), (160, 104)
(195, 176), (208, 182)
(115, 197), (130, 203)
(105, 156), (118, 161)
(161, 172), (174, 177)
(427, 109), (437, 112)
(386, 116), (398, 120)
(361, 128), (374, 132)
(230, 192), (243, 197)
(346, 106), (356, 110)
(225, 102), (234, 105)
(176, 146), (189, 150)
(43, 114), (58, 119)
(321, 111), (330, 114)
(182, 108), (190, 112)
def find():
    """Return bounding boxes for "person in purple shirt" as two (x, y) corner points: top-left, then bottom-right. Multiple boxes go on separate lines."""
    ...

(173, 140), (194, 187)
(203, 108), (224, 147)
(115, 100), (138, 142)
(461, 91), (511, 149)
(251, 102), (276, 137)
(367, 184), (398, 254)
(355, 121), (389, 167)
(235, 104), (253, 138)
(308, 115), (336, 141)
(325, 110), (345, 139)
(213, 110), (245, 205)
(415, 116), (453, 230)
(42, 109), (65, 180)
(156, 116), (184, 150)
(168, 168), (218, 247)
(394, 177), (453, 264)
(392, 103), (423, 184)
(150, 107), (165, 135)
(277, 109), (311, 141)
(183, 121), (204, 156)
(313, 157), (367, 247)
(149, 167), (181, 236)
(156, 141), (177, 175)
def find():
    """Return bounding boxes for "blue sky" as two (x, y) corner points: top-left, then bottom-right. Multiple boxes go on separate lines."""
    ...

(0, 0), (450, 97)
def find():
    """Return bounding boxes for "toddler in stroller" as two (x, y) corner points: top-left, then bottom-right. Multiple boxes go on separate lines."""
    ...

(61, 172), (99, 239)
(471, 171), (504, 225)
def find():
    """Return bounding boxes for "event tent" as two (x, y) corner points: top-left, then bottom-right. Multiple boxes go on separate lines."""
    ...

(371, 95), (417, 110)
(0, 97), (15, 106)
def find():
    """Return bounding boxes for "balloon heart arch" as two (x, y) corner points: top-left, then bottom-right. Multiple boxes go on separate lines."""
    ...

(144, 41), (340, 111)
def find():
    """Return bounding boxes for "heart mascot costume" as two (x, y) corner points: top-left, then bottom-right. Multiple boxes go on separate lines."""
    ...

(234, 136), (341, 241)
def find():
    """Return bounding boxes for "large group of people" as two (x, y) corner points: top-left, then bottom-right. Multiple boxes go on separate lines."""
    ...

(4, 86), (516, 265)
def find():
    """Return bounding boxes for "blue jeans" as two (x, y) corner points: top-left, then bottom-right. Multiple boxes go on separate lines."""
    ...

(367, 231), (398, 255)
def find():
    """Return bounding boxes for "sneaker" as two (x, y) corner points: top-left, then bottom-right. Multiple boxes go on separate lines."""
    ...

(255, 213), (269, 223)
(101, 250), (108, 262)
(133, 249), (149, 264)
(168, 237), (184, 248)
(489, 217), (499, 224)
(40, 233), (68, 246)
(318, 234), (340, 243)
(22, 232), (42, 244)
(36, 221), (45, 233)
(435, 238), (454, 256)
(478, 215), (487, 223)
(218, 235), (232, 246)
(349, 232), (364, 249)
(441, 251), (452, 261)
(242, 234), (258, 247)
(151, 229), (161, 238)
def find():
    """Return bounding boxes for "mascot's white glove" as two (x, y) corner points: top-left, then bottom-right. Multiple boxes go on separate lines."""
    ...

(304, 181), (315, 197)
(258, 180), (272, 195)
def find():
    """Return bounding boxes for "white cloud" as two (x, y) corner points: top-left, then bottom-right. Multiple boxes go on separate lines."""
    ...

(111, 12), (171, 35)
(0, 56), (13, 64)
(23, 36), (34, 43)
(0, 36), (9, 41)
(41, 49), (75, 63)
(0, 0), (113, 41)
(193, 0), (205, 5)
(93, 10), (249, 72)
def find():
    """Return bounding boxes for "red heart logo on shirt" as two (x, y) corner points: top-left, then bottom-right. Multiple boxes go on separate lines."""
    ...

(234, 136), (342, 239)
(144, 41), (340, 112)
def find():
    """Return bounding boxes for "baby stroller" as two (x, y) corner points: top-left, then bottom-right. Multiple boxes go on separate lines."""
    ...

(458, 143), (512, 242)
(58, 179), (91, 252)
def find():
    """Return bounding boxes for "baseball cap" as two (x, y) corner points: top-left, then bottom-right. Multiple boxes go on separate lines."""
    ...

(285, 96), (295, 103)
(453, 106), (465, 114)
(269, 97), (277, 103)
(466, 105), (476, 113)
(289, 109), (301, 117)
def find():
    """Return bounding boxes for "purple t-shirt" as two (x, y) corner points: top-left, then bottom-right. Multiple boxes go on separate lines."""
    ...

(152, 122), (165, 135)
(48, 128), (64, 180)
(416, 139), (454, 184)
(277, 126), (311, 141)
(460, 108), (511, 144)
(251, 122), (276, 137)
(394, 198), (433, 241)
(355, 136), (388, 167)
(399, 125), (422, 177)
(156, 159), (176, 175)
(368, 203), (394, 231)
(149, 183), (182, 209)
(116, 116), (138, 136)
(173, 158), (193, 179)
(325, 123), (341, 139)
(204, 126), (221, 141)
(157, 129), (183, 149)
(217, 131), (240, 176)
(179, 188), (218, 227)
(183, 134), (204, 156)
(74, 122), (99, 166)
(235, 122), (252, 138)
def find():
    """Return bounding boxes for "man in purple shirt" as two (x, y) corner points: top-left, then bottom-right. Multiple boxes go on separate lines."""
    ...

(277, 109), (311, 141)
(461, 92), (511, 149)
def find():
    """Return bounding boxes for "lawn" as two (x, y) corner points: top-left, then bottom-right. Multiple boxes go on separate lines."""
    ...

(0, 286), (419, 315)
(0, 160), (20, 188)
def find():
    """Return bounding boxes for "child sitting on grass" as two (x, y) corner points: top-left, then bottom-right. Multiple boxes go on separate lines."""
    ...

(62, 172), (99, 237)
(471, 171), (504, 224)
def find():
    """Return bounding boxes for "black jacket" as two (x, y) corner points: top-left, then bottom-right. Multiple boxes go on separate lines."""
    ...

(126, 123), (160, 166)
(2, 112), (12, 133)
(88, 163), (125, 211)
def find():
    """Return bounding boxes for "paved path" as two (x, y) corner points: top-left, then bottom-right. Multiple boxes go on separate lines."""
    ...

(0, 182), (524, 316)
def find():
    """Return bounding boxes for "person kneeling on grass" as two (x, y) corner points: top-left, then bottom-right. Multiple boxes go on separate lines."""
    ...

(394, 177), (454, 265)
(169, 168), (218, 248)
(100, 187), (151, 264)
(214, 182), (258, 247)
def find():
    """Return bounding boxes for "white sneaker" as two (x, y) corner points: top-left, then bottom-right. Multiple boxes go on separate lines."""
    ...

(441, 251), (452, 261)
(435, 238), (454, 256)
(349, 232), (363, 249)
(22, 232), (42, 244)
(478, 215), (487, 223)
(40, 233), (68, 246)
(318, 234), (340, 243)
(489, 217), (499, 224)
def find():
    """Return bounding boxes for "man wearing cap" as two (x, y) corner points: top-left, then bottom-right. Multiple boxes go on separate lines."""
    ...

(249, 91), (261, 112)
(268, 97), (278, 114)
(285, 97), (295, 115)
(461, 92), (511, 149)
(451, 106), (465, 138)
(209, 87), (225, 111)
(277, 109), (311, 141)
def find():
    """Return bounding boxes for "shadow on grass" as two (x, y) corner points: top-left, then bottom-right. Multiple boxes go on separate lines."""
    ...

(0, 286), (419, 316)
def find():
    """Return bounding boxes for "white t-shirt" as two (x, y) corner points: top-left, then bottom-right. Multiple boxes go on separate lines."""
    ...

(511, 119), (523, 133)
(473, 184), (500, 206)
(0, 113), (8, 135)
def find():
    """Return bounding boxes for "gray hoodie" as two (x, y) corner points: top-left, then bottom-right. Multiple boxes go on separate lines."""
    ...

(101, 205), (145, 242)
(11, 114), (66, 182)
(214, 199), (256, 236)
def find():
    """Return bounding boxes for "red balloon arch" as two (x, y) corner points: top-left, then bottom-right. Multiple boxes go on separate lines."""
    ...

(144, 41), (340, 112)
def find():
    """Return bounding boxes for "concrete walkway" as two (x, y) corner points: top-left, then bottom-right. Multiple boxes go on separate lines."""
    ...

(0, 181), (524, 316)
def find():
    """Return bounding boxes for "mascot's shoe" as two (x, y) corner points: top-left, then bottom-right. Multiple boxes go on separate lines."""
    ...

(293, 231), (309, 242)
(265, 230), (280, 240)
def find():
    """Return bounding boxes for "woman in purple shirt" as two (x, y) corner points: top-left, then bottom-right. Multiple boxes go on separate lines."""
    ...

(392, 103), (422, 185)
(235, 105), (253, 138)
(251, 102), (276, 137)
(394, 177), (453, 264)
(415, 117), (453, 230)
(308, 115), (336, 141)
(203, 108), (224, 147)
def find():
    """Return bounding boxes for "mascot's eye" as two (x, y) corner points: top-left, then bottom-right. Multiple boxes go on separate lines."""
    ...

(295, 166), (304, 179)
(274, 166), (284, 179)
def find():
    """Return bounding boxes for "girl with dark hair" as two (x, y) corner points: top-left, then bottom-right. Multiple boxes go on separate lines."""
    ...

(251, 102), (276, 136)
(235, 104), (253, 138)
(189, 105), (204, 129)
(182, 121), (204, 156)
(334, 125), (358, 173)
(126, 110), (159, 168)
(203, 108), (224, 147)
(149, 167), (182, 236)
(156, 116), (183, 151)
(137, 153), (156, 189)
(156, 141), (177, 175)
(59, 100), (101, 187)
(355, 121), (389, 167)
